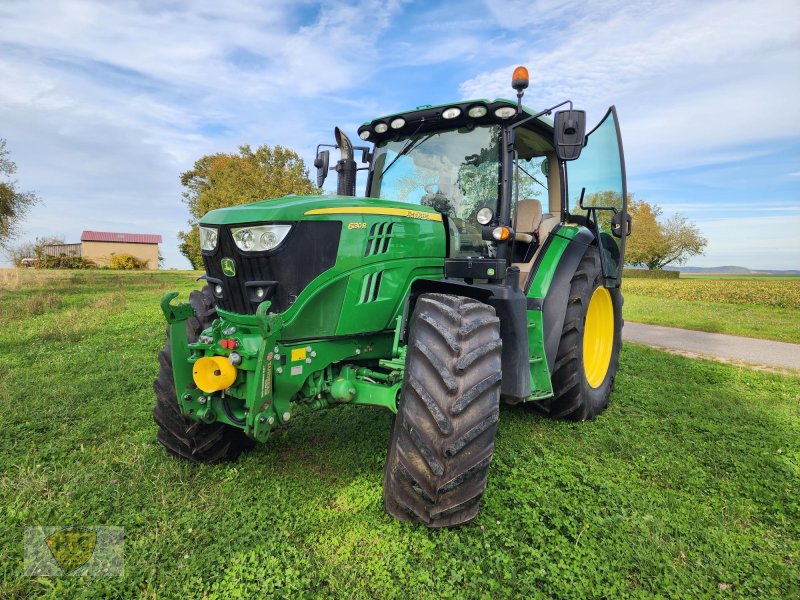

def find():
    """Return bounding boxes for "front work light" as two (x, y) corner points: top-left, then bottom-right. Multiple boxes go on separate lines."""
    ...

(476, 207), (494, 225)
(442, 107), (461, 119)
(231, 224), (292, 252)
(390, 118), (406, 129)
(494, 106), (516, 119)
(200, 226), (218, 251)
(468, 105), (488, 118)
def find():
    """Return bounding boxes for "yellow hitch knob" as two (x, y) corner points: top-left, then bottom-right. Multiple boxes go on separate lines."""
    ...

(192, 356), (237, 393)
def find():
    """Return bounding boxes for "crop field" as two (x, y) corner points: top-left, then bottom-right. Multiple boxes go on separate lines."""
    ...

(1, 269), (799, 598)
(623, 276), (800, 343)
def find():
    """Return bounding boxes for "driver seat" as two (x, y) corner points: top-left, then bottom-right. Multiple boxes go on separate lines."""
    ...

(512, 199), (542, 284)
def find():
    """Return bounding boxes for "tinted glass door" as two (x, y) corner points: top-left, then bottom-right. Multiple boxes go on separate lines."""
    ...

(566, 106), (628, 285)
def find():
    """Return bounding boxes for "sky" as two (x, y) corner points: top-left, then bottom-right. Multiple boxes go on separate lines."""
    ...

(1, 0), (798, 270)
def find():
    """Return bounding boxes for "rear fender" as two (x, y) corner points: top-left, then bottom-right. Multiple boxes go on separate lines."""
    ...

(537, 228), (595, 372)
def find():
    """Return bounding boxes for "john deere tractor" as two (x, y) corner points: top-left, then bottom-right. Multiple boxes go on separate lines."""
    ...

(154, 66), (631, 527)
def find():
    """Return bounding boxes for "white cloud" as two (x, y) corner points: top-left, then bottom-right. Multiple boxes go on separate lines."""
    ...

(0, 0), (406, 267)
(466, 0), (800, 270)
(466, 0), (800, 174)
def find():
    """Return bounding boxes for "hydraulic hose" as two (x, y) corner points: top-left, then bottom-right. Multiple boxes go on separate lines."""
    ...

(221, 397), (245, 426)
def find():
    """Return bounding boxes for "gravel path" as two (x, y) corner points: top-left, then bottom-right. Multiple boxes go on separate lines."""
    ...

(623, 322), (800, 372)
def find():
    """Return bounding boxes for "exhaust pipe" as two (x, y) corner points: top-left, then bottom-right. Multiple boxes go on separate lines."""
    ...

(334, 127), (356, 196)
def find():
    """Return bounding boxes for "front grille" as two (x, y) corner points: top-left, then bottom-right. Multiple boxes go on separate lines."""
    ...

(202, 221), (342, 314)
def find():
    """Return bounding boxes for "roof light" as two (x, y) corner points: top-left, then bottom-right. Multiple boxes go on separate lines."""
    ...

(468, 105), (488, 118)
(390, 118), (406, 129)
(359, 130), (371, 140)
(374, 122), (388, 133)
(442, 107), (461, 119)
(494, 106), (516, 119)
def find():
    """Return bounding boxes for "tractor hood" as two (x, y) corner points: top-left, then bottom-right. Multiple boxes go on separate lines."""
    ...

(198, 194), (447, 322)
(200, 195), (442, 226)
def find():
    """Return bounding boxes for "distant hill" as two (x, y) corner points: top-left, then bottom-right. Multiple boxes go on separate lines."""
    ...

(662, 265), (800, 275)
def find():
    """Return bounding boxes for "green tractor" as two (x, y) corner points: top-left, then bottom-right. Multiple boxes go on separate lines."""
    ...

(154, 66), (631, 527)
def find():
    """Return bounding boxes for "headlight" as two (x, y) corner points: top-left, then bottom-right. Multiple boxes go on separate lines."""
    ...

(200, 226), (218, 251)
(231, 224), (292, 252)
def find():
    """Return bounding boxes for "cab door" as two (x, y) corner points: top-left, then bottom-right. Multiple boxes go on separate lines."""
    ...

(566, 106), (629, 286)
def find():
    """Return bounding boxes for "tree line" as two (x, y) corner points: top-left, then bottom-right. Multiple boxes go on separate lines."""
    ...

(2, 136), (706, 271)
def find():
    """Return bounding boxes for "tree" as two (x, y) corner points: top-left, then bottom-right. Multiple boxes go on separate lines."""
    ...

(178, 144), (318, 268)
(6, 235), (63, 267)
(0, 139), (39, 248)
(576, 192), (706, 270)
(625, 199), (707, 270)
(7, 239), (37, 266)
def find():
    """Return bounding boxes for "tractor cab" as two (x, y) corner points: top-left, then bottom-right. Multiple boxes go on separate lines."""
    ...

(318, 67), (628, 292)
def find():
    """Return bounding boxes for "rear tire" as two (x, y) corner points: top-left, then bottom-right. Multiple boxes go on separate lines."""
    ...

(535, 245), (623, 420)
(152, 286), (254, 463)
(383, 294), (502, 527)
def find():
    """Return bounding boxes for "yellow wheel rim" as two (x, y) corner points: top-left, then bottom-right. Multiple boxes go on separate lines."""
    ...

(583, 286), (614, 388)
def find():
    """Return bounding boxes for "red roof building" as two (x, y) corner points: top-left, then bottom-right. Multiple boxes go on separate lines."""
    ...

(79, 230), (162, 270)
(80, 231), (163, 244)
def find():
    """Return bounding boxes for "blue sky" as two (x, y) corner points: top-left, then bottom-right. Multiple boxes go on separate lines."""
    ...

(1, 0), (798, 269)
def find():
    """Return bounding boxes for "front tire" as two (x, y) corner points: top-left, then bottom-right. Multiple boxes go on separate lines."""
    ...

(383, 294), (502, 528)
(152, 286), (254, 463)
(535, 245), (623, 420)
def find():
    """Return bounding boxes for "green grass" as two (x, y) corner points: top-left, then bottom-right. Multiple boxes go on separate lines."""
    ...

(1, 270), (799, 598)
(622, 295), (800, 344)
(623, 277), (800, 343)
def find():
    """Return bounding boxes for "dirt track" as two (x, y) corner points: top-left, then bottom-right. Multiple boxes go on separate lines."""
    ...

(623, 322), (800, 373)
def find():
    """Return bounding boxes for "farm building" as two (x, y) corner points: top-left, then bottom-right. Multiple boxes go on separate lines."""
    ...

(80, 231), (162, 269)
(40, 230), (162, 269)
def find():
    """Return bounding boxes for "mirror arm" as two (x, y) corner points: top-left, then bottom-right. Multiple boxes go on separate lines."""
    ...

(318, 143), (372, 164)
(508, 100), (573, 132)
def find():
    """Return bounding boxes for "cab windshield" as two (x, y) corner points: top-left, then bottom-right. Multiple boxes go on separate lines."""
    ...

(368, 125), (501, 257)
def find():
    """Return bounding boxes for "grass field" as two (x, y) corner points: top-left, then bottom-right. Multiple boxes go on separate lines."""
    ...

(623, 276), (800, 343)
(1, 270), (799, 598)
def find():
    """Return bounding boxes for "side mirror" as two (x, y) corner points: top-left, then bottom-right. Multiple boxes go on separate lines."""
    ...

(554, 109), (586, 161)
(314, 149), (329, 187)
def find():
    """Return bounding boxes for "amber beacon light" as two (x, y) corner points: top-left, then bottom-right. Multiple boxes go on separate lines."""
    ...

(512, 66), (529, 91)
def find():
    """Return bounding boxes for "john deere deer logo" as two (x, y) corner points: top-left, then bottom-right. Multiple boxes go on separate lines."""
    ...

(221, 258), (236, 277)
